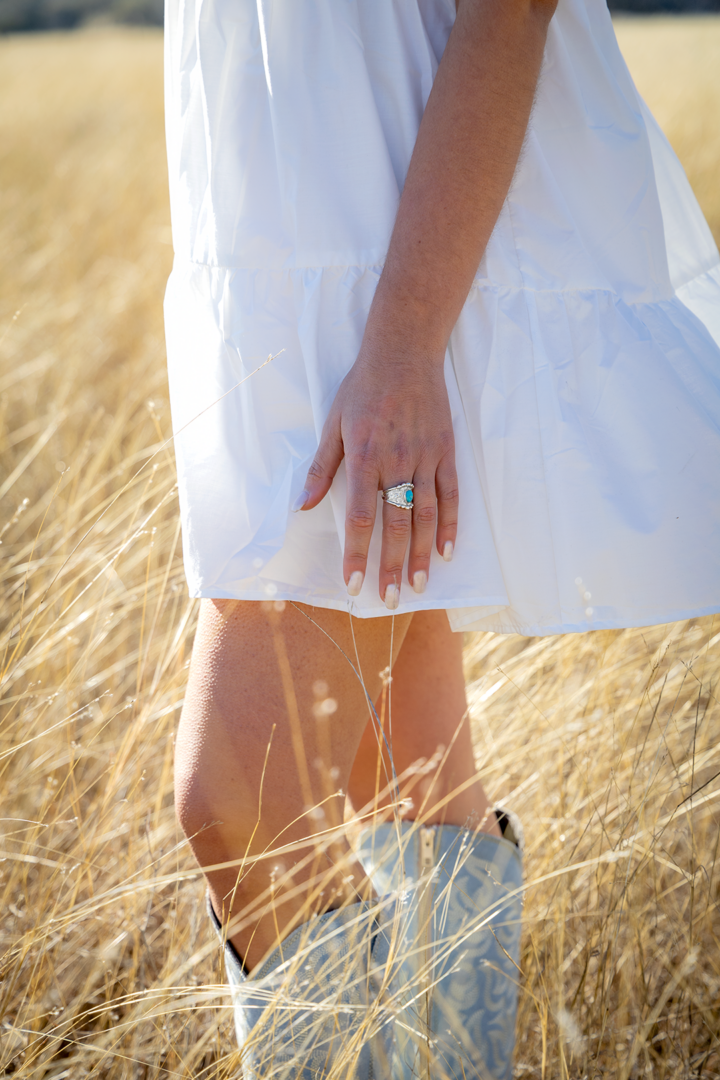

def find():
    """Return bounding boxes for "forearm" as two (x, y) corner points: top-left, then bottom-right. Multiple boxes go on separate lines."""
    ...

(366, 0), (557, 361)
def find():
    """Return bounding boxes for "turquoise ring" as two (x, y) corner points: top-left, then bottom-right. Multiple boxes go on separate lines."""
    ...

(382, 482), (414, 509)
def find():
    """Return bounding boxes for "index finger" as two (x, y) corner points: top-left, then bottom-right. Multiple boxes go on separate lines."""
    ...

(343, 456), (380, 597)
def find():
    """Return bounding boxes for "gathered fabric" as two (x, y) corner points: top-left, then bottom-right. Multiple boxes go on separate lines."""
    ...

(164, 0), (720, 634)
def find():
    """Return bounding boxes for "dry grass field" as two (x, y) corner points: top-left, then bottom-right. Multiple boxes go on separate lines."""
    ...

(1, 18), (719, 1080)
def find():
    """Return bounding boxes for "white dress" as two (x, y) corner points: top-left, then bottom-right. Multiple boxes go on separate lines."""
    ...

(163, 0), (720, 636)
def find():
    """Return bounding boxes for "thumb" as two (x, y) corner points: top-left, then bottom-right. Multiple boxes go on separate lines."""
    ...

(293, 414), (344, 512)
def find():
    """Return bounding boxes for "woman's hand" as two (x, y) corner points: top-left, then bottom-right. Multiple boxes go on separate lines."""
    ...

(295, 330), (458, 608)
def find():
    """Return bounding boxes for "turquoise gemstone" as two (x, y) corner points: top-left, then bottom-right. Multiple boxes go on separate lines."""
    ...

(405, 489), (413, 503)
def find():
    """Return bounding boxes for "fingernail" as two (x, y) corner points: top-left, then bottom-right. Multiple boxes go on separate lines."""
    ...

(347, 570), (364, 596)
(443, 541), (454, 562)
(291, 490), (309, 513)
(412, 570), (427, 594)
(384, 583), (400, 610)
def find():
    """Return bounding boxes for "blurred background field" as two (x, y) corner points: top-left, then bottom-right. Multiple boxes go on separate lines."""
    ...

(0, 17), (719, 1080)
(1, 0), (719, 33)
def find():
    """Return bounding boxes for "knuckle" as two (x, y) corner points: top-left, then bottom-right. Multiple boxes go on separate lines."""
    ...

(345, 553), (368, 566)
(414, 504), (436, 527)
(385, 516), (410, 541)
(347, 459), (378, 484)
(411, 550), (432, 565)
(439, 483), (459, 505)
(382, 560), (405, 577)
(307, 458), (326, 480)
(392, 439), (410, 466)
(347, 442), (378, 470)
(346, 507), (375, 532)
(439, 517), (459, 532)
(438, 429), (455, 455)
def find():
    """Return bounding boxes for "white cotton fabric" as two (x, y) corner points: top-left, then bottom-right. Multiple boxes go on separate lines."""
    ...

(163, 0), (720, 635)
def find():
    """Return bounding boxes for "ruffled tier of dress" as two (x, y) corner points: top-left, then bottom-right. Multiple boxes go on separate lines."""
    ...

(165, 258), (720, 633)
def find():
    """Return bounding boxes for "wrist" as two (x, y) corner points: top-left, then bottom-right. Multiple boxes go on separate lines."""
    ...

(363, 278), (450, 369)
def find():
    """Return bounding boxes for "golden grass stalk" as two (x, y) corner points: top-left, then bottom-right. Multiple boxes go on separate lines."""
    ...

(1, 20), (719, 1080)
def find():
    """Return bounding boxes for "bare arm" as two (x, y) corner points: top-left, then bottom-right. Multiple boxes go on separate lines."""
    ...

(374, 0), (556, 352)
(298, 0), (558, 604)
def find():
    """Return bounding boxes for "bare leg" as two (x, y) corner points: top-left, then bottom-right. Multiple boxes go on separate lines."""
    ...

(174, 598), (412, 971)
(348, 609), (500, 834)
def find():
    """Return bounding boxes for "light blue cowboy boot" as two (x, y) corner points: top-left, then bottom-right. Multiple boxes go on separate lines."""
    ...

(356, 809), (523, 1080)
(209, 897), (396, 1079)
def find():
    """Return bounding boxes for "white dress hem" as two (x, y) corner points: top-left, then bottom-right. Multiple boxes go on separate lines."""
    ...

(189, 585), (720, 638)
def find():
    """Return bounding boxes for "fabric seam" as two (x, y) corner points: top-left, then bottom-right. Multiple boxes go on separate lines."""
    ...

(171, 255), (720, 301)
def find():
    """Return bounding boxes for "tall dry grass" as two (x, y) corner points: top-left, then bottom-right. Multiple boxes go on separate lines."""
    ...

(615, 15), (720, 245)
(0, 19), (719, 1080)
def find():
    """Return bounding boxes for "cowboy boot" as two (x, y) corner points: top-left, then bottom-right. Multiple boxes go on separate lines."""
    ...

(209, 897), (396, 1079)
(356, 809), (523, 1080)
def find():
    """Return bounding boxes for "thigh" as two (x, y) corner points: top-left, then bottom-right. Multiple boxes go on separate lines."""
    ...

(176, 598), (413, 837)
(349, 609), (467, 784)
(348, 609), (498, 829)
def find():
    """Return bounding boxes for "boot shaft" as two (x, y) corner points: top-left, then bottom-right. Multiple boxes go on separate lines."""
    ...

(356, 815), (523, 1080)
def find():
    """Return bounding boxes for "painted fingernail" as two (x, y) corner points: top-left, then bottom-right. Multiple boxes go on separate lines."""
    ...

(413, 570), (427, 594)
(291, 490), (309, 513)
(347, 570), (364, 596)
(384, 583), (400, 610)
(443, 541), (454, 562)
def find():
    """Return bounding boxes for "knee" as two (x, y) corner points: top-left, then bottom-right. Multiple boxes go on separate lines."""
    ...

(173, 722), (267, 862)
(174, 756), (222, 863)
(173, 729), (238, 853)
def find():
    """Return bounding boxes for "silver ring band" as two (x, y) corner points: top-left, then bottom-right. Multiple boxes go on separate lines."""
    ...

(382, 482), (414, 509)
